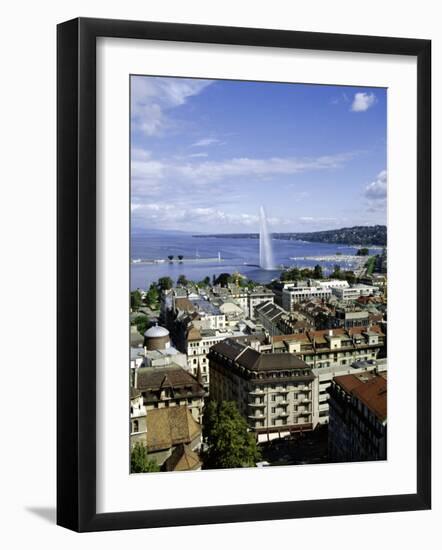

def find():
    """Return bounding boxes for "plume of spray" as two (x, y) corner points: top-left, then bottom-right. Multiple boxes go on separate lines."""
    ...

(259, 205), (275, 270)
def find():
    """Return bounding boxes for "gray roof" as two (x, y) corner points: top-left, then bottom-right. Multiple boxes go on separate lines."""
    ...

(144, 324), (169, 338)
(209, 339), (308, 372)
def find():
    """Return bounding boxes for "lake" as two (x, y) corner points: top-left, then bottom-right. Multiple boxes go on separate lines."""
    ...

(131, 232), (378, 290)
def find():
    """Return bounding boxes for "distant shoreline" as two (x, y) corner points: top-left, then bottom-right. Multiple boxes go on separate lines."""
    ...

(191, 225), (387, 248)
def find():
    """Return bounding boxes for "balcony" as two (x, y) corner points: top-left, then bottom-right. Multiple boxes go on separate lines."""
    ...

(249, 389), (264, 395)
(248, 401), (265, 407)
(248, 412), (265, 419)
(278, 411), (289, 418)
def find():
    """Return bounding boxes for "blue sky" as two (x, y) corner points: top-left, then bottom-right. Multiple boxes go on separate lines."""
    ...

(131, 76), (387, 233)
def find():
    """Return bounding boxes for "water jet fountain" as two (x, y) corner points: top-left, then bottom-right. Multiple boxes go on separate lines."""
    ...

(259, 205), (275, 270)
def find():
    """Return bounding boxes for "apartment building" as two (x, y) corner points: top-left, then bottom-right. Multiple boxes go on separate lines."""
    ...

(271, 325), (385, 370)
(328, 371), (387, 461)
(208, 338), (316, 442)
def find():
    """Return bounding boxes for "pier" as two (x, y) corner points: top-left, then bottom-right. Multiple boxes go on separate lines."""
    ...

(132, 257), (224, 265)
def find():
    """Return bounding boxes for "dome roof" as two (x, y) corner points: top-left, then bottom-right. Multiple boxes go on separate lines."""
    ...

(144, 324), (169, 338)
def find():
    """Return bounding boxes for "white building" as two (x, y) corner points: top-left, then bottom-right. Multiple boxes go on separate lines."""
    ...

(309, 278), (350, 290)
(331, 284), (380, 301)
(282, 285), (332, 310)
(186, 325), (247, 387)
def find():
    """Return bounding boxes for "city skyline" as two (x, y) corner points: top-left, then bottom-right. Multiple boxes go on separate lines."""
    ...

(131, 76), (387, 234)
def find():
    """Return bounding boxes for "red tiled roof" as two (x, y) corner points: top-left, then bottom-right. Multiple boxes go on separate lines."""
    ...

(334, 373), (387, 422)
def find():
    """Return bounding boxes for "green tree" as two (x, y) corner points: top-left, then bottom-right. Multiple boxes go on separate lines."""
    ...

(364, 255), (377, 276)
(203, 401), (261, 469)
(144, 284), (159, 308)
(130, 290), (142, 311)
(313, 264), (323, 279)
(132, 314), (150, 335)
(281, 267), (301, 281)
(343, 270), (356, 284)
(177, 274), (189, 286)
(197, 276), (211, 288)
(157, 276), (173, 291)
(214, 273), (232, 287)
(130, 442), (160, 473)
(331, 264), (343, 279)
(356, 247), (369, 256)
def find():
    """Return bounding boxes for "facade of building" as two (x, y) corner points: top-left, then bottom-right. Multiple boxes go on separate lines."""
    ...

(327, 371), (387, 461)
(130, 387), (148, 448)
(271, 325), (385, 370)
(254, 301), (286, 336)
(255, 300), (311, 337)
(248, 286), (276, 319)
(208, 339), (316, 442)
(333, 308), (370, 329)
(331, 284), (380, 301)
(185, 325), (244, 388)
(135, 365), (206, 423)
(282, 285), (332, 310)
(312, 360), (385, 425)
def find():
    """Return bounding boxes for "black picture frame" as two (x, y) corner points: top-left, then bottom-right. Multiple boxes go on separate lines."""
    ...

(57, 17), (431, 532)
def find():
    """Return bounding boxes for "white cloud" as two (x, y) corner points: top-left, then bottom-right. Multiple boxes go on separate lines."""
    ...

(187, 152), (209, 159)
(130, 202), (313, 232)
(173, 153), (354, 183)
(299, 216), (337, 223)
(365, 170), (387, 200)
(191, 137), (221, 147)
(351, 92), (376, 112)
(130, 151), (356, 206)
(131, 76), (212, 136)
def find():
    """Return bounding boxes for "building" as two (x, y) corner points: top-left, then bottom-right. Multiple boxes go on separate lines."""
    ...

(143, 323), (171, 350)
(312, 360), (385, 425)
(309, 278), (350, 290)
(163, 443), (202, 472)
(135, 365), (206, 423)
(248, 286), (276, 319)
(130, 387), (147, 448)
(144, 406), (202, 468)
(208, 338), (316, 442)
(271, 325), (385, 370)
(254, 301), (286, 336)
(333, 307), (370, 329)
(282, 285), (332, 310)
(130, 324), (189, 386)
(327, 371), (387, 461)
(255, 300), (311, 336)
(218, 300), (246, 326)
(185, 324), (246, 388)
(331, 284), (380, 301)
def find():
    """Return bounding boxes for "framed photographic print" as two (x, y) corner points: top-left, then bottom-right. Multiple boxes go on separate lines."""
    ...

(57, 18), (431, 532)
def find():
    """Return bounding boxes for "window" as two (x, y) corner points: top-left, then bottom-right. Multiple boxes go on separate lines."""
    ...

(271, 395), (276, 402)
(271, 407), (276, 413)
(133, 420), (139, 433)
